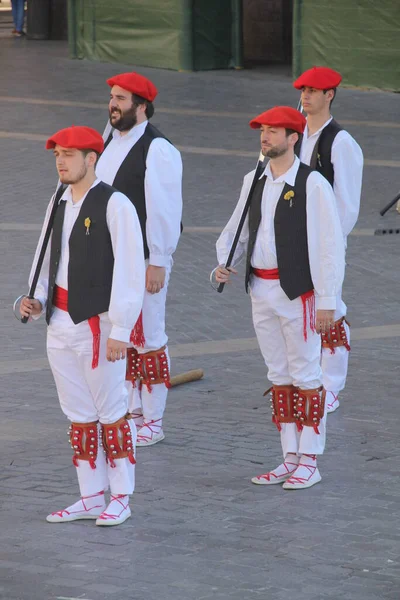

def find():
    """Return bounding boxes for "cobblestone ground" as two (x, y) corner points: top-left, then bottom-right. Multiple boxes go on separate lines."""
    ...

(0, 35), (400, 600)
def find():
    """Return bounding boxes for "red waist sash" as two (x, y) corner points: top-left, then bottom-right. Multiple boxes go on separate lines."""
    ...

(251, 268), (316, 341)
(53, 285), (100, 369)
(53, 286), (146, 368)
(252, 267), (280, 280)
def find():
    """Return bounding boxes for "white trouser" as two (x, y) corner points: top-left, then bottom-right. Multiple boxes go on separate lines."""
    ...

(321, 287), (350, 396)
(47, 308), (135, 496)
(128, 260), (171, 423)
(250, 277), (326, 456)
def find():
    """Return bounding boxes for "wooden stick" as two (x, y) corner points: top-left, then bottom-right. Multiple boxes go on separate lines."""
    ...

(170, 369), (204, 387)
(216, 151), (265, 294)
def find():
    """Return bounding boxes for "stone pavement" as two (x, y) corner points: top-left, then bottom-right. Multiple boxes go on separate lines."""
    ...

(0, 37), (400, 600)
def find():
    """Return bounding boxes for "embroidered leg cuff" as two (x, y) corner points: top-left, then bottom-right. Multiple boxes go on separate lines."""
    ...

(321, 317), (350, 354)
(264, 384), (299, 432)
(296, 387), (326, 434)
(69, 421), (99, 469)
(126, 346), (171, 392)
(102, 415), (136, 468)
(126, 347), (140, 387)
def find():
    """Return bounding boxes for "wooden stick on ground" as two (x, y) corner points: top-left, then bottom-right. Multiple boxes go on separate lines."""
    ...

(170, 369), (204, 388)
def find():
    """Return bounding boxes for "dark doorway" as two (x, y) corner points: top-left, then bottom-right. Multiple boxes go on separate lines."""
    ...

(242, 0), (293, 67)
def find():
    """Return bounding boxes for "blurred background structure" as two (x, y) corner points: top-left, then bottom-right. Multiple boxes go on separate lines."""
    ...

(1, 1), (398, 89)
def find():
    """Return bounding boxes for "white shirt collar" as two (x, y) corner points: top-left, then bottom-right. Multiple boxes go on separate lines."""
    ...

(60, 178), (101, 207)
(112, 119), (148, 140)
(262, 155), (300, 186)
(303, 116), (333, 141)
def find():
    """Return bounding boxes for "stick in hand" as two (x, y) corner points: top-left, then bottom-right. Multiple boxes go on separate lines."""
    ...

(217, 152), (265, 293)
(379, 191), (400, 217)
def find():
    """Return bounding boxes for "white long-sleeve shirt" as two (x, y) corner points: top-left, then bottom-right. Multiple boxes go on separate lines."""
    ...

(300, 117), (363, 240)
(96, 120), (183, 268)
(30, 179), (146, 342)
(216, 156), (345, 310)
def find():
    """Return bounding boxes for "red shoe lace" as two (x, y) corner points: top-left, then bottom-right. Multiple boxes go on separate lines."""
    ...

(50, 491), (105, 517)
(97, 494), (129, 520)
(285, 456), (317, 485)
(137, 419), (162, 442)
(257, 460), (298, 482)
(327, 392), (339, 409)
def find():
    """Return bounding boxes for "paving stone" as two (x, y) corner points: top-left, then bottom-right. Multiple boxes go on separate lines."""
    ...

(0, 33), (399, 600)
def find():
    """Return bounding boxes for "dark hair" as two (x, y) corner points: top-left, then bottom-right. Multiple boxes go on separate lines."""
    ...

(132, 93), (155, 119)
(285, 128), (299, 140)
(81, 148), (100, 163)
(323, 87), (337, 107)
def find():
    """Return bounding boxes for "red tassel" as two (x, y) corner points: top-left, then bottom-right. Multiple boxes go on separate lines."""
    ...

(53, 287), (102, 369)
(89, 458), (96, 470)
(272, 415), (282, 432)
(130, 312), (146, 348)
(301, 290), (315, 341)
(296, 422), (303, 432)
(128, 452), (136, 465)
(92, 333), (100, 370)
(88, 315), (101, 369)
(72, 455), (79, 467)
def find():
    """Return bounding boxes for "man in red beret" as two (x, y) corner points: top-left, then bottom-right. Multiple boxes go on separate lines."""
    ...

(96, 72), (183, 448)
(214, 107), (345, 489)
(293, 66), (364, 414)
(20, 125), (146, 525)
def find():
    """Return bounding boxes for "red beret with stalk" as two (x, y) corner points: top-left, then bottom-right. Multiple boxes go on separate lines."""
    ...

(249, 106), (306, 134)
(106, 71), (158, 102)
(293, 66), (342, 90)
(46, 125), (104, 153)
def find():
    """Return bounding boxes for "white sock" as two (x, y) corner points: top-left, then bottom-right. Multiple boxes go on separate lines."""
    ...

(267, 453), (300, 477)
(102, 494), (130, 518)
(289, 454), (318, 482)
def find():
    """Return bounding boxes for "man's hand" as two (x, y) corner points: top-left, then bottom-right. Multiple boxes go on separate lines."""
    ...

(316, 309), (335, 334)
(106, 338), (128, 362)
(215, 265), (238, 284)
(20, 297), (42, 319)
(146, 265), (166, 295)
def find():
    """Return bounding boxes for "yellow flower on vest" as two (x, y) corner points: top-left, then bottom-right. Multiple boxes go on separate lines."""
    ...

(84, 217), (91, 235)
(284, 190), (295, 207)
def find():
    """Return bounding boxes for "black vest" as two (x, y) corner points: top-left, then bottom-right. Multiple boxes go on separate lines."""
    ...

(46, 182), (115, 325)
(245, 163), (314, 301)
(295, 119), (342, 186)
(104, 122), (171, 259)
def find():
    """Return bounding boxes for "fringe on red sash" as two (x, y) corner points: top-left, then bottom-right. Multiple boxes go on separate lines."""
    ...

(88, 316), (101, 369)
(301, 290), (316, 341)
(54, 285), (101, 370)
(130, 311), (146, 348)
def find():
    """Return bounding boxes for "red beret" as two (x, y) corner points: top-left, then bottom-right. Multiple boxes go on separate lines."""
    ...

(107, 71), (158, 102)
(46, 126), (104, 153)
(249, 106), (306, 134)
(293, 66), (342, 90)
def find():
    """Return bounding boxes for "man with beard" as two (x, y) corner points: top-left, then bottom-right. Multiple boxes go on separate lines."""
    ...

(293, 66), (363, 414)
(214, 107), (345, 489)
(20, 126), (145, 525)
(96, 72), (182, 448)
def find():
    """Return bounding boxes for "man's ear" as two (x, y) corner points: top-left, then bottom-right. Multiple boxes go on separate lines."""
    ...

(289, 131), (299, 147)
(325, 89), (335, 103)
(87, 151), (98, 167)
